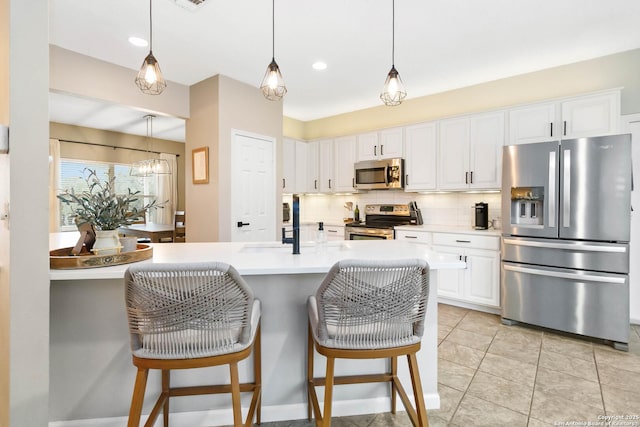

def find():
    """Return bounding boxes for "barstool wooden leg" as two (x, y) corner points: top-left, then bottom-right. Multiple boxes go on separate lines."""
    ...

(254, 323), (262, 425)
(307, 322), (314, 421)
(162, 370), (170, 427)
(323, 357), (335, 427)
(230, 362), (242, 427)
(128, 368), (149, 427)
(407, 353), (429, 427)
(390, 356), (398, 414)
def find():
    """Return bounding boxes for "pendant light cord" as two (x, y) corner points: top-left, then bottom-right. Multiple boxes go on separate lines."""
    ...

(271, 0), (275, 60)
(149, 0), (153, 51)
(391, 0), (395, 67)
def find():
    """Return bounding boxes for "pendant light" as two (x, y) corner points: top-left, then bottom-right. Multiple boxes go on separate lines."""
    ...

(380, 0), (407, 106)
(260, 0), (287, 101)
(130, 115), (171, 177)
(135, 0), (167, 95)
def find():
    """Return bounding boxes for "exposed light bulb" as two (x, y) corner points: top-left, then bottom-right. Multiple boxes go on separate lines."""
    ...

(144, 64), (157, 85)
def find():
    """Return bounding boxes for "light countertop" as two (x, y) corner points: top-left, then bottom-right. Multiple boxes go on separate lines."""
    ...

(394, 224), (502, 236)
(50, 232), (465, 281)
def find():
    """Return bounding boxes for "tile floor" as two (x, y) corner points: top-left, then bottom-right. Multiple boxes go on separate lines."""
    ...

(255, 303), (640, 427)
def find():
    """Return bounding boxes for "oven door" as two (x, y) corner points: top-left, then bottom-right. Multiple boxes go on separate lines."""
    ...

(345, 226), (394, 240)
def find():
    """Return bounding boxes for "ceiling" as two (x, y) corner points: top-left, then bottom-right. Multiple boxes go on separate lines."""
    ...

(49, 0), (640, 143)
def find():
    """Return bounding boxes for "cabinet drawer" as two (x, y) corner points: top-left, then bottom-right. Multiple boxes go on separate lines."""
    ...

(395, 230), (432, 244)
(432, 233), (499, 250)
(325, 226), (345, 240)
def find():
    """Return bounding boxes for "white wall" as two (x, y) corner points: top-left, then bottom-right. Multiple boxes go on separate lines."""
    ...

(623, 114), (640, 324)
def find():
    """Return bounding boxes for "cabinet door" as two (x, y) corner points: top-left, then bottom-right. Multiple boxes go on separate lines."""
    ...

(294, 140), (308, 193)
(508, 102), (557, 144)
(357, 132), (379, 161)
(464, 248), (500, 307)
(306, 141), (319, 193)
(438, 118), (470, 190)
(469, 111), (504, 190)
(395, 229), (432, 244)
(318, 139), (334, 193)
(404, 123), (437, 191)
(282, 138), (296, 193)
(334, 135), (357, 192)
(324, 225), (345, 241)
(433, 245), (464, 300)
(561, 92), (620, 139)
(379, 127), (404, 159)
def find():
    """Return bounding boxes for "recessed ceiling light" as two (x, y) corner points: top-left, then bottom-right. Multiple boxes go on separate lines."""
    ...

(312, 61), (327, 71)
(128, 36), (149, 47)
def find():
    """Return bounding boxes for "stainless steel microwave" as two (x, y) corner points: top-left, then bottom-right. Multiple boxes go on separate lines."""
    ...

(354, 158), (404, 190)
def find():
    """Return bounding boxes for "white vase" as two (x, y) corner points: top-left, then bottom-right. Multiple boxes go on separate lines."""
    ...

(92, 229), (122, 255)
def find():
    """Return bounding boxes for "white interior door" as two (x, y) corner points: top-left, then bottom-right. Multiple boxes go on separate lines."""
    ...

(231, 130), (276, 242)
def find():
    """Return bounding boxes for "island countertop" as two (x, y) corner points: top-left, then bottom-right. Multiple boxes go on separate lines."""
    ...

(49, 233), (465, 280)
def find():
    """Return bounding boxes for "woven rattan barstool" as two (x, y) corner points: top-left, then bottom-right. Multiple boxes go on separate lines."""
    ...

(307, 259), (430, 427)
(124, 262), (261, 427)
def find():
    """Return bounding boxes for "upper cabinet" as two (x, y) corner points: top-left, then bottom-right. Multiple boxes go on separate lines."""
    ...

(404, 122), (437, 191)
(508, 91), (620, 145)
(282, 138), (296, 193)
(357, 127), (404, 161)
(333, 136), (358, 192)
(438, 111), (505, 191)
(317, 139), (334, 193)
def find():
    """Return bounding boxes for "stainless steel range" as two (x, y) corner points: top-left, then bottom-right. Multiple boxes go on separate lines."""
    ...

(344, 203), (423, 240)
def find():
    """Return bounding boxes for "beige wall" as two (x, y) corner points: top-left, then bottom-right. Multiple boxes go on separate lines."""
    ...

(49, 122), (186, 211)
(296, 48), (640, 140)
(186, 74), (283, 242)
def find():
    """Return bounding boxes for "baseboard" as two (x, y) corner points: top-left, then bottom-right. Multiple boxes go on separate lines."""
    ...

(438, 297), (501, 315)
(49, 393), (440, 427)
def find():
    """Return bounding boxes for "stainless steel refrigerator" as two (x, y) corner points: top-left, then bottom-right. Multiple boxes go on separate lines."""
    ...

(501, 134), (632, 350)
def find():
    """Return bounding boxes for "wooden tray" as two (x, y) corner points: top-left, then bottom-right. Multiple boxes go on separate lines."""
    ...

(50, 244), (153, 269)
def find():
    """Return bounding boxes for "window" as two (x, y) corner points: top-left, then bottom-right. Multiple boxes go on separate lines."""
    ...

(58, 159), (158, 231)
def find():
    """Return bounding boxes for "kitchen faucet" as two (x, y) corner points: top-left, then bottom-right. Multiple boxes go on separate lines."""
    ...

(281, 194), (300, 254)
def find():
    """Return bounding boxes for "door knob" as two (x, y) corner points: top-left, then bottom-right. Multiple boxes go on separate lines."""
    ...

(237, 221), (250, 228)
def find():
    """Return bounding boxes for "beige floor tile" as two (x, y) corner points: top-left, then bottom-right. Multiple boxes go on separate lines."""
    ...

(594, 346), (640, 374)
(601, 383), (640, 415)
(444, 327), (494, 352)
(438, 340), (486, 370)
(488, 334), (540, 365)
(597, 363), (640, 393)
(431, 383), (464, 422)
(527, 417), (554, 426)
(466, 371), (533, 415)
(424, 414), (449, 427)
(438, 358), (476, 391)
(439, 310), (465, 328)
(541, 333), (594, 362)
(438, 303), (470, 317)
(530, 388), (605, 424)
(535, 367), (603, 411)
(450, 394), (528, 427)
(479, 352), (537, 386)
(538, 350), (598, 382)
(438, 324), (453, 344)
(367, 412), (412, 427)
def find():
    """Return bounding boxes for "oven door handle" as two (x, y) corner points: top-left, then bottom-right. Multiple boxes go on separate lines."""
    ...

(503, 264), (626, 284)
(503, 238), (627, 253)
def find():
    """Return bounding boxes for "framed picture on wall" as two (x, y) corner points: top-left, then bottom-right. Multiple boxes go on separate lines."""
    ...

(192, 146), (209, 184)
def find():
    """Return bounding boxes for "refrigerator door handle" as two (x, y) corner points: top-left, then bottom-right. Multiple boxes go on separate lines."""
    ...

(563, 148), (571, 228)
(502, 238), (628, 253)
(503, 264), (626, 284)
(548, 151), (556, 228)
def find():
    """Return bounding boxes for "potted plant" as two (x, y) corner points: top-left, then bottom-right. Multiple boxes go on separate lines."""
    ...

(58, 168), (161, 255)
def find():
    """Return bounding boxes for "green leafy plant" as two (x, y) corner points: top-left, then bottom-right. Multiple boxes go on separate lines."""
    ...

(57, 168), (161, 231)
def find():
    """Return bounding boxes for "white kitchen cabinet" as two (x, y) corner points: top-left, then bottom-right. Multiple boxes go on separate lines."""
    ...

(432, 232), (500, 308)
(395, 229), (432, 244)
(333, 135), (357, 192)
(318, 139), (334, 193)
(357, 128), (403, 161)
(508, 91), (620, 145)
(282, 138), (296, 193)
(305, 141), (319, 193)
(324, 225), (345, 241)
(438, 111), (504, 191)
(404, 122), (437, 191)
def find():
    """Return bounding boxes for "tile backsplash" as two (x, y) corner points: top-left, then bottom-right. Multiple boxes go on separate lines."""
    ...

(283, 191), (502, 228)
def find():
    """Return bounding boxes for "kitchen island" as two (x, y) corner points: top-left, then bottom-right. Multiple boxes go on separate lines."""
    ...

(49, 236), (464, 426)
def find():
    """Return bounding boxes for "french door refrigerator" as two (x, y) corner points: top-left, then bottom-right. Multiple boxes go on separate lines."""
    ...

(501, 134), (632, 350)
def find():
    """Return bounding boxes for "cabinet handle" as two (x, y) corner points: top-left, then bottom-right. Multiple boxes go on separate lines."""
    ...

(328, 179), (332, 189)
(314, 179), (317, 189)
(465, 172), (469, 184)
(404, 235), (418, 239)
(374, 145), (377, 156)
(381, 144), (384, 156)
(405, 174), (409, 185)
(563, 120), (567, 136)
(459, 255), (463, 261)
(455, 239), (471, 243)
(470, 171), (473, 184)
(282, 178), (286, 189)
(550, 122), (553, 137)
(464, 255), (468, 263)
(352, 177), (355, 187)
(327, 229), (338, 233)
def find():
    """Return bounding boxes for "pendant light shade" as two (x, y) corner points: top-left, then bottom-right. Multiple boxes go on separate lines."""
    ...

(130, 115), (171, 177)
(380, 0), (406, 106)
(135, 0), (167, 95)
(260, 0), (287, 101)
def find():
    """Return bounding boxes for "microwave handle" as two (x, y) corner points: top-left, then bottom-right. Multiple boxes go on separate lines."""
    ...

(384, 164), (390, 186)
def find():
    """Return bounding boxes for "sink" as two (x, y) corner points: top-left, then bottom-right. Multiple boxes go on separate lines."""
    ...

(240, 242), (349, 253)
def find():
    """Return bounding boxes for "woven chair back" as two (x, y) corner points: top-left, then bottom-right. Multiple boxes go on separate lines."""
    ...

(316, 258), (429, 349)
(124, 262), (254, 359)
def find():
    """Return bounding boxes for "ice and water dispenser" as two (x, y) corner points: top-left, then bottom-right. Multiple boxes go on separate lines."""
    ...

(510, 187), (544, 226)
